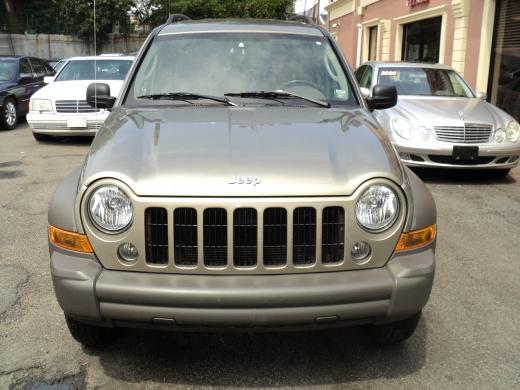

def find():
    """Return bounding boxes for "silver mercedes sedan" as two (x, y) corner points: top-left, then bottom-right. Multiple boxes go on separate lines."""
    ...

(355, 62), (520, 175)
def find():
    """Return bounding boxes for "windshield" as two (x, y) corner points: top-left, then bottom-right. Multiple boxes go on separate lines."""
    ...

(55, 59), (132, 81)
(128, 32), (356, 106)
(0, 59), (16, 81)
(378, 67), (474, 97)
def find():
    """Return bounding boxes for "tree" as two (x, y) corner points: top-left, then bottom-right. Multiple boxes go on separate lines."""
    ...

(132, 0), (294, 29)
(60, 0), (134, 52)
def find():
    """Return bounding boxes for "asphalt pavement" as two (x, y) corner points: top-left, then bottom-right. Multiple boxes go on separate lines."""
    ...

(1, 123), (519, 389)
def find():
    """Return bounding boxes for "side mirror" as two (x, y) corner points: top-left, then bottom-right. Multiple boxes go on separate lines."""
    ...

(476, 91), (487, 100)
(44, 76), (55, 84)
(86, 82), (116, 110)
(366, 85), (397, 111)
(360, 87), (370, 99)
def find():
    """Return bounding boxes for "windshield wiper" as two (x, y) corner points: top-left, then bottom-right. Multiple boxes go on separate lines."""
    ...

(137, 92), (237, 107)
(224, 90), (330, 108)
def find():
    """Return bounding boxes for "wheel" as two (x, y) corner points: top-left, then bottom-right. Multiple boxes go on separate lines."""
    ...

(32, 132), (52, 142)
(65, 315), (117, 347)
(366, 311), (421, 345)
(0, 97), (18, 130)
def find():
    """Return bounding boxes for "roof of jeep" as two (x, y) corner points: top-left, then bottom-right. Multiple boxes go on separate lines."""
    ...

(158, 19), (325, 37)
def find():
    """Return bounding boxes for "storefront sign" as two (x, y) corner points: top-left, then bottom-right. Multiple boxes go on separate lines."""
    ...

(407, 0), (429, 7)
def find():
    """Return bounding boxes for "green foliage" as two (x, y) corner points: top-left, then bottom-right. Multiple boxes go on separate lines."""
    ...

(133, 0), (294, 27)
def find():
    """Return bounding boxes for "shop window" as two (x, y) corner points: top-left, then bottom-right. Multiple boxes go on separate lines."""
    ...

(402, 16), (441, 63)
(488, 0), (520, 121)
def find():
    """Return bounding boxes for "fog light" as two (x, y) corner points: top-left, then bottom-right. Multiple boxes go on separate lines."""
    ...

(118, 243), (138, 262)
(351, 241), (371, 262)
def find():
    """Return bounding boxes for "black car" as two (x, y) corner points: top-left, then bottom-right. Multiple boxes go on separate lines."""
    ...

(0, 56), (55, 130)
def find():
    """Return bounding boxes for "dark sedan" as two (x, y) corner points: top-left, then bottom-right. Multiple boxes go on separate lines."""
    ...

(0, 56), (55, 130)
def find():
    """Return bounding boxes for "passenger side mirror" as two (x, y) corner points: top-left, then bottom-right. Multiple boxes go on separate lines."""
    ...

(86, 82), (116, 110)
(476, 91), (487, 100)
(44, 76), (55, 84)
(366, 85), (397, 111)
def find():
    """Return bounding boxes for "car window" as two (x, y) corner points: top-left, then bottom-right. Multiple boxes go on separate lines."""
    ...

(377, 67), (474, 97)
(42, 61), (55, 75)
(128, 33), (358, 107)
(0, 58), (16, 81)
(354, 66), (366, 84)
(19, 58), (33, 75)
(360, 66), (373, 89)
(30, 58), (46, 76)
(55, 59), (133, 81)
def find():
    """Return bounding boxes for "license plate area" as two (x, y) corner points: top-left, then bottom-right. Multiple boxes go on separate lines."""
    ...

(67, 117), (87, 128)
(452, 146), (479, 161)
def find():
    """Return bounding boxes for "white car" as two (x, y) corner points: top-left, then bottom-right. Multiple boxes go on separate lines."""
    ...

(27, 55), (134, 141)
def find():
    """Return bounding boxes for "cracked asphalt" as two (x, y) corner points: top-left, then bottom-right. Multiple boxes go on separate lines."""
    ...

(1, 123), (519, 389)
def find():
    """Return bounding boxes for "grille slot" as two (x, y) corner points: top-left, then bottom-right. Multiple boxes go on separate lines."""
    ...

(173, 208), (198, 266)
(55, 100), (98, 113)
(144, 208), (169, 264)
(322, 207), (345, 264)
(263, 208), (287, 266)
(434, 124), (492, 143)
(233, 208), (257, 267)
(293, 207), (316, 265)
(203, 208), (228, 266)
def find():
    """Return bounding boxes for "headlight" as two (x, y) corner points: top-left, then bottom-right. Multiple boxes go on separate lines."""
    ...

(31, 99), (52, 112)
(88, 186), (133, 233)
(356, 184), (399, 231)
(506, 120), (520, 142)
(391, 117), (415, 139)
(494, 129), (505, 143)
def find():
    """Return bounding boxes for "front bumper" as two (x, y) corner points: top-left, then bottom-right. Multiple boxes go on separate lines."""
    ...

(27, 112), (108, 136)
(393, 142), (520, 169)
(51, 244), (435, 330)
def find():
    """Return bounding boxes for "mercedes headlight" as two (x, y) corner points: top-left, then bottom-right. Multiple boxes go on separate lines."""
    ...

(391, 117), (415, 139)
(356, 185), (399, 231)
(88, 186), (133, 233)
(506, 120), (520, 143)
(31, 99), (52, 112)
(494, 129), (505, 143)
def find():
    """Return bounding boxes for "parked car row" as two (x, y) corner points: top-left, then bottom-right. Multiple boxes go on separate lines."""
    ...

(355, 62), (520, 175)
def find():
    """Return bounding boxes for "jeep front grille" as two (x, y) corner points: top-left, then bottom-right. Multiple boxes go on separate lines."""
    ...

(203, 208), (227, 266)
(144, 206), (346, 269)
(173, 208), (197, 266)
(144, 207), (168, 264)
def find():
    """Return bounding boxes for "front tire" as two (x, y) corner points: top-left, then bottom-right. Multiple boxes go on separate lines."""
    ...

(366, 311), (421, 345)
(0, 97), (18, 130)
(65, 315), (117, 347)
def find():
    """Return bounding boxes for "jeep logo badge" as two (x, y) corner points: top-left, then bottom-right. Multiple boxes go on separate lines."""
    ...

(228, 176), (262, 186)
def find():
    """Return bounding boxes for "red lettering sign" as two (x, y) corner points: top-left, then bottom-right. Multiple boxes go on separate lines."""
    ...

(407, 0), (429, 7)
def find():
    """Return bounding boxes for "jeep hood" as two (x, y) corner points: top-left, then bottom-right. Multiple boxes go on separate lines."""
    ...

(81, 106), (403, 197)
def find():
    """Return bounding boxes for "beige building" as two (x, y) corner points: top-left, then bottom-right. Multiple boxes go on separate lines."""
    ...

(325, 0), (520, 120)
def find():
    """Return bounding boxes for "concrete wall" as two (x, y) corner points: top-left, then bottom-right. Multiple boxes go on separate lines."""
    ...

(0, 33), (146, 58)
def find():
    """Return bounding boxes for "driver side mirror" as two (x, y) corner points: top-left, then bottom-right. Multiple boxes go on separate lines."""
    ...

(366, 85), (397, 111)
(86, 82), (116, 110)
(18, 73), (34, 82)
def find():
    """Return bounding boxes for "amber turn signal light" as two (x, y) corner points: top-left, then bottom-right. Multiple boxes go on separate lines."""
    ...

(395, 224), (436, 252)
(49, 225), (93, 253)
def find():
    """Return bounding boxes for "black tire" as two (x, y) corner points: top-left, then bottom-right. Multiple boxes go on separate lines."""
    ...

(32, 132), (52, 142)
(366, 311), (421, 345)
(0, 97), (18, 130)
(65, 315), (117, 347)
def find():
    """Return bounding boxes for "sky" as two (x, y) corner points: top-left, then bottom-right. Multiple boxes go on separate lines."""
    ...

(294, 0), (328, 14)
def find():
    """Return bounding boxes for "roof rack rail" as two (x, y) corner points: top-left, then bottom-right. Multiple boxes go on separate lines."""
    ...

(288, 14), (315, 24)
(166, 13), (191, 24)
